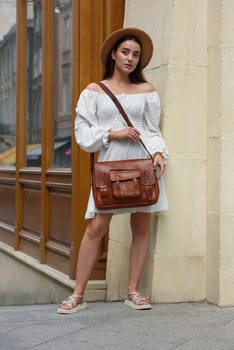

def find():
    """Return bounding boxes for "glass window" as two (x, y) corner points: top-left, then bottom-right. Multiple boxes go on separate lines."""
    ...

(26, 0), (42, 167)
(63, 16), (71, 52)
(0, 1), (17, 167)
(52, 0), (72, 168)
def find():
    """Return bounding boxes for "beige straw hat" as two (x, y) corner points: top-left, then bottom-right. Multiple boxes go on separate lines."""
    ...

(101, 27), (153, 69)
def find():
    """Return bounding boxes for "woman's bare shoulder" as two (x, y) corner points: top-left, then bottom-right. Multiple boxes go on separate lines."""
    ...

(137, 82), (155, 93)
(86, 82), (103, 93)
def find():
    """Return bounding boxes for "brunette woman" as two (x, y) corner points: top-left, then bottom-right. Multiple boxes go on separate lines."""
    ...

(57, 27), (169, 313)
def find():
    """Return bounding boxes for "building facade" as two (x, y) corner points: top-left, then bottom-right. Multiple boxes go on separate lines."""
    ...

(0, 0), (233, 306)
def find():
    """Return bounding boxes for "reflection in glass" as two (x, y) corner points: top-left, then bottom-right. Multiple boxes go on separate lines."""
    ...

(0, 1), (17, 167)
(53, 0), (72, 168)
(26, 0), (42, 167)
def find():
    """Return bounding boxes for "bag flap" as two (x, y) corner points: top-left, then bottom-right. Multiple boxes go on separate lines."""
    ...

(110, 170), (141, 182)
(93, 158), (157, 185)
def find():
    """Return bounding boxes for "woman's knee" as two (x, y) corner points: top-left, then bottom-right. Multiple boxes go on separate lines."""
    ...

(85, 214), (112, 240)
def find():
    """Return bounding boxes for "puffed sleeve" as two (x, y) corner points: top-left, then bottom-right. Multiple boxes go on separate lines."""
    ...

(74, 89), (110, 152)
(143, 92), (169, 161)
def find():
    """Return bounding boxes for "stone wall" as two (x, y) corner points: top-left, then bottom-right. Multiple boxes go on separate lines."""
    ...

(0, 242), (106, 305)
(207, 0), (234, 306)
(106, 0), (234, 306)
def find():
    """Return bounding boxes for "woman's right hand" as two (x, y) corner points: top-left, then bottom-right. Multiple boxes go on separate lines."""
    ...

(108, 127), (140, 143)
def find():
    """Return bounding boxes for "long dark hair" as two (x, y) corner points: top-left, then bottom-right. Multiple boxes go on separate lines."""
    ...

(102, 35), (147, 83)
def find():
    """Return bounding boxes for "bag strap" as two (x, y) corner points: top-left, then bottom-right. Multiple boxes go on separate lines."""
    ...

(97, 81), (153, 160)
(90, 82), (154, 174)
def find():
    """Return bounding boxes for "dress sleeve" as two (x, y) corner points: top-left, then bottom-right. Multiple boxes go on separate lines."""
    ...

(143, 92), (169, 161)
(74, 89), (110, 152)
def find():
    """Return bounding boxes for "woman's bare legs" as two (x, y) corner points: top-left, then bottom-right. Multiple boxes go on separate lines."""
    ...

(59, 211), (151, 311)
(127, 212), (151, 306)
(59, 213), (112, 311)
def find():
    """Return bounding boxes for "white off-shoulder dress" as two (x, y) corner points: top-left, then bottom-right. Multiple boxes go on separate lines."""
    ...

(75, 89), (169, 219)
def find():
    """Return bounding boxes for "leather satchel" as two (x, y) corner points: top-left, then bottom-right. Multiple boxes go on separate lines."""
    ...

(90, 82), (159, 210)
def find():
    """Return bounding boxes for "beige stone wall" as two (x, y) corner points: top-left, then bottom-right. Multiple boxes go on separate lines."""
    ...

(207, 0), (234, 306)
(106, 0), (234, 306)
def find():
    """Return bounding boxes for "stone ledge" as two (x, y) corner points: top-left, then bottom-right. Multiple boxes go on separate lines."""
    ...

(0, 241), (107, 305)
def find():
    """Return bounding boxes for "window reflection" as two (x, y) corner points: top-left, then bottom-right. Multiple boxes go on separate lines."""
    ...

(53, 0), (72, 168)
(0, 0), (72, 169)
(26, 0), (42, 167)
(0, 1), (17, 167)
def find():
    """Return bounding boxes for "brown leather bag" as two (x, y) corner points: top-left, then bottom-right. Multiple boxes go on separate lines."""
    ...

(92, 158), (159, 209)
(91, 82), (159, 210)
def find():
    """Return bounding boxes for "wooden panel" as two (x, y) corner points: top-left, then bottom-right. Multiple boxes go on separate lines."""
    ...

(46, 170), (72, 255)
(18, 178), (41, 259)
(17, 169), (42, 259)
(0, 229), (15, 246)
(19, 239), (40, 261)
(19, 168), (41, 182)
(46, 171), (71, 275)
(22, 187), (41, 235)
(46, 169), (72, 185)
(0, 185), (15, 224)
(0, 170), (16, 246)
(46, 248), (70, 275)
(48, 191), (71, 245)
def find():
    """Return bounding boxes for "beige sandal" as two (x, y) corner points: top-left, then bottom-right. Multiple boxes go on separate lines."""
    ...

(57, 294), (87, 314)
(124, 292), (152, 310)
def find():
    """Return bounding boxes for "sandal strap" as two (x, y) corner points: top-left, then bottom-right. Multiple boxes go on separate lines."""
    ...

(72, 294), (84, 299)
(128, 292), (147, 304)
(62, 294), (84, 307)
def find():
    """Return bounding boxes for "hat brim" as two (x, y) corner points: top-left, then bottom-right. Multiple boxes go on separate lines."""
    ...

(101, 27), (153, 69)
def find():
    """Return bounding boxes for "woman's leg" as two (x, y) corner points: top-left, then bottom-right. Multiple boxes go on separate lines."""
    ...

(74, 213), (112, 294)
(126, 212), (151, 307)
(58, 213), (112, 311)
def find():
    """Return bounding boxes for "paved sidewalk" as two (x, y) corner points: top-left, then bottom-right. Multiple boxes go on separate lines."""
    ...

(0, 301), (234, 350)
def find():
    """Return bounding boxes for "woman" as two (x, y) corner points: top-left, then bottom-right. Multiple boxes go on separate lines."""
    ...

(57, 27), (169, 314)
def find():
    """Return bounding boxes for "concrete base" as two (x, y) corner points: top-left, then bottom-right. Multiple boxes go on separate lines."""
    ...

(0, 242), (106, 306)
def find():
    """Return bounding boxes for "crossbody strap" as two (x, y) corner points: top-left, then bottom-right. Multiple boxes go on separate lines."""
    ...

(90, 82), (154, 173)
(97, 82), (153, 159)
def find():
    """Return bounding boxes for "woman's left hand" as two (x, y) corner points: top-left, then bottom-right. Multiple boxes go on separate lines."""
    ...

(153, 152), (165, 180)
